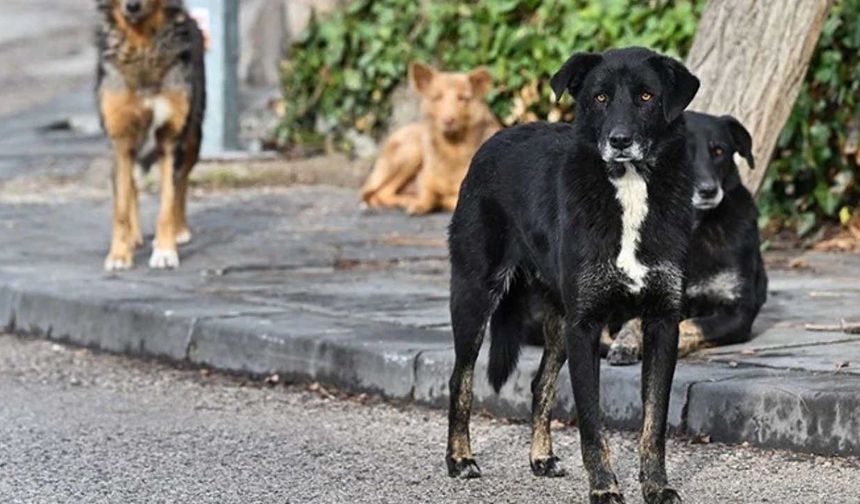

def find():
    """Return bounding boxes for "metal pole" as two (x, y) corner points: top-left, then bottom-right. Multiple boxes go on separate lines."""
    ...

(187, 0), (239, 156)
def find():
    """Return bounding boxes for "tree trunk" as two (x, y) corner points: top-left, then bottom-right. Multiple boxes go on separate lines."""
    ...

(685, 0), (832, 194)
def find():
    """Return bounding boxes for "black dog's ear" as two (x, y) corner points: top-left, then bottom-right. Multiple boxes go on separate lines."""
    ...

(550, 52), (603, 101)
(722, 115), (755, 169)
(648, 56), (700, 123)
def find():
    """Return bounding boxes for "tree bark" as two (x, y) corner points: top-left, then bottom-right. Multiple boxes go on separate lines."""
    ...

(685, 0), (832, 194)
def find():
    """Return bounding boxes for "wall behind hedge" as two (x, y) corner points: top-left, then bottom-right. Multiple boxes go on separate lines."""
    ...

(279, 0), (859, 231)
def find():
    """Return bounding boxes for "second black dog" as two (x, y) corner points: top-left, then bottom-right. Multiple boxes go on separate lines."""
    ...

(446, 47), (699, 504)
(606, 111), (768, 365)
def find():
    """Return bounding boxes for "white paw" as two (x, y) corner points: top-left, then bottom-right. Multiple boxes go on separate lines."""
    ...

(104, 255), (133, 272)
(149, 248), (179, 269)
(176, 229), (192, 245)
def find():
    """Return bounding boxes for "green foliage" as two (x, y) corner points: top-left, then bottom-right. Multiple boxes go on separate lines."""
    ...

(278, 0), (701, 143)
(758, 0), (860, 233)
(280, 0), (860, 229)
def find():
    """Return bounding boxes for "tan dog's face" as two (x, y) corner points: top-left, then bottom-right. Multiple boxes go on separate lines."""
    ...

(410, 62), (492, 138)
(114, 0), (161, 24)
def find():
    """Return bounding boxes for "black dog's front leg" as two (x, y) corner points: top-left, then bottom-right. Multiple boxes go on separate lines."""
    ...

(567, 317), (624, 504)
(640, 311), (682, 504)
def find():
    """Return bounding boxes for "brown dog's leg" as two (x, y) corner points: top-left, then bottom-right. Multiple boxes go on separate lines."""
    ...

(405, 180), (439, 215)
(174, 167), (192, 244)
(370, 164), (421, 209)
(529, 307), (567, 477)
(150, 141), (179, 269)
(441, 194), (459, 212)
(105, 139), (137, 271)
(639, 312), (682, 504)
(362, 127), (423, 207)
(567, 317), (624, 503)
(129, 178), (143, 246)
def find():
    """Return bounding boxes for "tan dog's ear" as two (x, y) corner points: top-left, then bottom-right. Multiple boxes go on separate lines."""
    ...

(468, 67), (493, 98)
(409, 62), (436, 96)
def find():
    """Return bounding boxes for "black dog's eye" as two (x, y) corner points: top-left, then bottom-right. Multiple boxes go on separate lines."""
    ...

(712, 146), (725, 157)
(640, 92), (653, 102)
(595, 93), (608, 103)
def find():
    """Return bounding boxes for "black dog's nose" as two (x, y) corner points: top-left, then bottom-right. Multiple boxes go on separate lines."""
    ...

(126, 0), (141, 13)
(697, 185), (719, 199)
(608, 129), (633, 150)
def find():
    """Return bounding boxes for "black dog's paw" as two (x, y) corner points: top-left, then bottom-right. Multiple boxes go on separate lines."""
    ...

(607, 341), (640, 366)
(644, 487), (682, 504)
(530, 455), (566, 477)
(590, 489), (626, 504)
(446, 457), (481, 479)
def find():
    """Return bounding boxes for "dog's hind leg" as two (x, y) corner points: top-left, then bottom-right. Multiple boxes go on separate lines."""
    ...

(677, 309), (755, 357)
(566, 315), (624, 503)
(639, 311), (682, 504)
(529, 304), (567, 477)
(173, 167), (192, 245)
(446, 274), (494, 479)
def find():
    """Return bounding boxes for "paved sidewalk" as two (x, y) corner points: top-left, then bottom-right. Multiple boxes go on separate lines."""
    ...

(1, 184), (859, 456)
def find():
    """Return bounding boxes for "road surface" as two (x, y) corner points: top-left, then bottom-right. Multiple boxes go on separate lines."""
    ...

(1, 333), (858, 503)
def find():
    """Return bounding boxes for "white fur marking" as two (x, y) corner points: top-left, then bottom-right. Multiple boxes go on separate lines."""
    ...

(611, 162), (649, 293)
(149, 248), (179, 269)
(176, 229), (192, 245)
(104, 256), (132, 272)
(686, 271), (741, 301)
(146, 96), (173, 129)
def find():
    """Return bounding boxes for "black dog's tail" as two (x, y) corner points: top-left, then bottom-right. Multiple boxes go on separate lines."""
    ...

(488, 281), (544, 393)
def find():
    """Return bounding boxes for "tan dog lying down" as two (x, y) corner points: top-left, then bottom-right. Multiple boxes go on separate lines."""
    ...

(361, 62), (500, 214)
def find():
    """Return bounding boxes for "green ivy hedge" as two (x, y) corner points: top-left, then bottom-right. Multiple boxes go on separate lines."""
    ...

(279, 0), (859, 230)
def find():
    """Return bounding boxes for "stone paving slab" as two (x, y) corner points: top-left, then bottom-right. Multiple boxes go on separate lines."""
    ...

(1, 186), (859, 456)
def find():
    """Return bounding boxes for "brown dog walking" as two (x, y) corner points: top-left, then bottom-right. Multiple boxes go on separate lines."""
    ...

(97, 0), (205, 271)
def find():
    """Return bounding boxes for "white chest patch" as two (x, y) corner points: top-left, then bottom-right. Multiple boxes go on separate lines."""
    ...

(610, 163), (650, 293)
(686, 271), (741, 302)
(137, 95), (174, 160)
(144, 96), (173, 129)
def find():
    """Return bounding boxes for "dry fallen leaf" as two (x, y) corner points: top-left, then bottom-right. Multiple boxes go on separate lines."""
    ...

(788, 257), (809, 269)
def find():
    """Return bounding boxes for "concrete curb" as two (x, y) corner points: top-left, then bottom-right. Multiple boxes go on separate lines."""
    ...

(3, 277), (859, 457)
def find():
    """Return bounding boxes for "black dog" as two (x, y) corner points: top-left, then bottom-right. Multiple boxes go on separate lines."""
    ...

(606, 111), (768, 365)
(446, 47), (698, 504)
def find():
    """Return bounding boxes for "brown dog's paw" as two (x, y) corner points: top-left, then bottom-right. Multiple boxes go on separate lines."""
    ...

(104, 251), (134, 272)
(678, 319), (705, 357)
(176, 229), (192, 245)
(607, 318), (643, 365)
(406, 202), (433, 215)
(530, 455), (566, 477)
(607, 339), (640, 365)
(590, 489), (626, 504)
(644, 487), (682, 504)
(149, 248), (179, 269)
(446, 457), (481, 479)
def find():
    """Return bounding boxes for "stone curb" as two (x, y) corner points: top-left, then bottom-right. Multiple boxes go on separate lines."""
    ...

(2, 279), (859, 457)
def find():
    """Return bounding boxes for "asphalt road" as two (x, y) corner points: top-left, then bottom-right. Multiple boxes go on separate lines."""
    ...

(1, 333), (858, 504)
